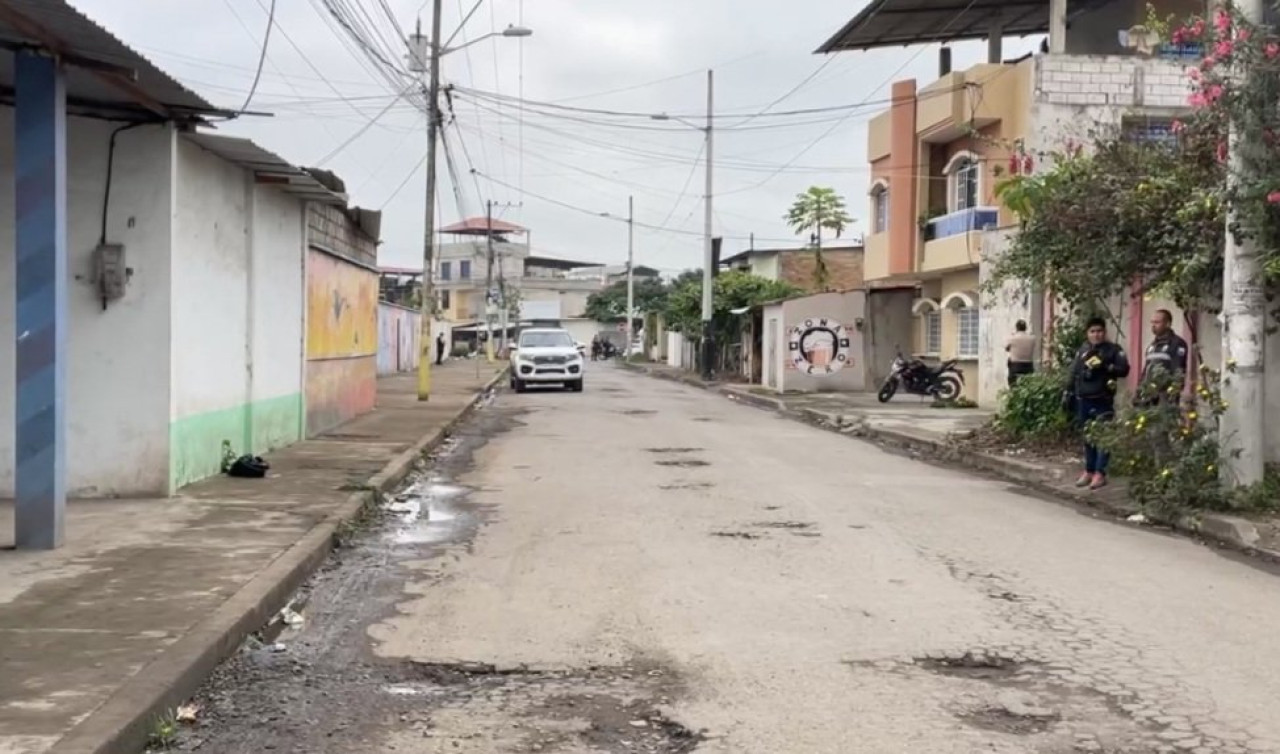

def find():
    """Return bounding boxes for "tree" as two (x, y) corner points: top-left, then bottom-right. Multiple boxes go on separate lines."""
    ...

(663, 269), (798, 339)
(584, 278), (669, 322)
(784, 186), (855, 291)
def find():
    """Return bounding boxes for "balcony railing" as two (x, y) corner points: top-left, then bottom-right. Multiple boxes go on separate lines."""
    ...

(922, 207), (999, 241)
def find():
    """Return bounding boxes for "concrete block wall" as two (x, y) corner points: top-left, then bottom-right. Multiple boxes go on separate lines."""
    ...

(779, 250), (865, 293)
(1036, 55), (1189, 109)
(308, 204), (376, 267)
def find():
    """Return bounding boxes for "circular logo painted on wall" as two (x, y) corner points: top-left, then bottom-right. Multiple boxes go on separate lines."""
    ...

(787, 318), (852, 375)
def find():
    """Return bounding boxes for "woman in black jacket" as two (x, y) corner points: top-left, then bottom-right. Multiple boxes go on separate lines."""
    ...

(1069, 317), (1131, 489)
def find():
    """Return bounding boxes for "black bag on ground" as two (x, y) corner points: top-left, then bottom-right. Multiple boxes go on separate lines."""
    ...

(227, 454), (270, 478)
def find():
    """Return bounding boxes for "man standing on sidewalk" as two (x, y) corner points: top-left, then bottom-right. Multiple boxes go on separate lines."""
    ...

(435, 333), (446, 366)
(1139, 309), (1188, 406)
(1005, 320), (1037, 387)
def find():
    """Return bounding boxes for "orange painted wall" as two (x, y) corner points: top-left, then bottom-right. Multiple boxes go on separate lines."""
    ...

(887, 80), (918, 277)
(305, 248), (378, 436)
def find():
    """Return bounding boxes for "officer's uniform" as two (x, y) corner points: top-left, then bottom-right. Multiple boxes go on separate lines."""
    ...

(1141, 332), (1188, 404)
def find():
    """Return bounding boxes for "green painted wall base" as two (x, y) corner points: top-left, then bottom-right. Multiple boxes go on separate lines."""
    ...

(169, 392), (303, 492)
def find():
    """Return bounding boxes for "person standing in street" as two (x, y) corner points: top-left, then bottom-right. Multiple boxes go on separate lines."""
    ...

(1139, 309), (1188, 406)
(1069, 317), (1130, 490)
(435, 333), (446, 365)
(1005, 319), (1037, 387)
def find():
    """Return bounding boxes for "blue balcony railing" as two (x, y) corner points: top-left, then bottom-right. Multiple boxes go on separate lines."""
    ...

(923, 207), (999, 241)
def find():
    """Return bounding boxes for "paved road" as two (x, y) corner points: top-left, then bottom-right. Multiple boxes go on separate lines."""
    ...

(176, 364), (1280, 754)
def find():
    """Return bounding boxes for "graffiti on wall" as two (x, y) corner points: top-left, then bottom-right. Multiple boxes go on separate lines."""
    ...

(306, 248), (378, 436)
(787, 318), (853, 375)
(307, 249), (378, 360)
(377, 302), (421, 375)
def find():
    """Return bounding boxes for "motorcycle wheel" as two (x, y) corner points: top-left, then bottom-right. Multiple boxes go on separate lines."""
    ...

(935, 375), (962, 402)
(877, 379), (898, 403)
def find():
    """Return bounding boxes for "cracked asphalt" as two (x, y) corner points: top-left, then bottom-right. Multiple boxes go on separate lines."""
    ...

(173, 364), (1280, 753)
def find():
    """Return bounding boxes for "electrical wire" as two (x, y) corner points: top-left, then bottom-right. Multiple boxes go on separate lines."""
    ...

(236, 0), (277, 113)
(315, 88), (413, 166)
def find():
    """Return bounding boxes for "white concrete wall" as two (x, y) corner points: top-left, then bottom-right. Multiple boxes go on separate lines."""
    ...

(979, 229), (1035, 407)
(169, 138), (307, 490)
(0, 116), (175, 497)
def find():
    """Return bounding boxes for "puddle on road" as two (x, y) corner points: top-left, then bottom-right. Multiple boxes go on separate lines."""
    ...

(385, 477), (476, 546)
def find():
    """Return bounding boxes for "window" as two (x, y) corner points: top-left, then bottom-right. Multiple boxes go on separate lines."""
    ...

(519, 330), (574, 348)
(956, 307), (979, 358)
(440, 289), (451, 310)
(1123, 118), (1178, 147)
(924, 311), (942, 355)
(944, 152), (980, 212)
(459, 260), (472, 279)
(871, 184), (889, 234)
(439, 261), (451, 281)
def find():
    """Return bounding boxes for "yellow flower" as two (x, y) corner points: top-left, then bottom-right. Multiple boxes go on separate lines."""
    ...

(1206, 464), (1216, 474)
(1227, 358), (1238, 368)
(1219, 401), (1230, 409)
(1161, 468), (1172, 478)
(1187, 411), (1198, 420)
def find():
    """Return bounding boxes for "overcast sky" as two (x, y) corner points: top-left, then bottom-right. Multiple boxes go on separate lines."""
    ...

(77, 0), (1039, 274)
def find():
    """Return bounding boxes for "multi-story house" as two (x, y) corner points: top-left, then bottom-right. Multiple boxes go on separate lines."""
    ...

(823, 0), (1200, 404)
(434, 217), (606, 328)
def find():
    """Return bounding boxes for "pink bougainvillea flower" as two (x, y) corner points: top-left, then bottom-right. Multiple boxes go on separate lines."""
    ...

(1171, 119), (1185, 134)
(1215, 39), (1235, 58)
(1215, 8), (1232, 33)
(1022, 154), (1034, 174)
(1189, 91), (1208, 108)
(1191, 17), (1206, 37)
(1267, 42), (1280, 59)
(1188, 66), (1202, 81)
(1202, 54), (1217, 69)
(1217, 141), (1229, 163)
(1237, 28), (1252, 42)
(1207, 83), (1224, 102)
(1171, 28), (1187, 45)
(1268, 191), (1280, 205)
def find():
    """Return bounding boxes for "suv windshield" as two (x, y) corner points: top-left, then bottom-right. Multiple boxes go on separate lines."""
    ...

(519, 331), (574, 348)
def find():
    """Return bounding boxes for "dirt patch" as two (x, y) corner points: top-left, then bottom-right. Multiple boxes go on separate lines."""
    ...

(692, 417), (714, 423)
(710, 531), (762, 540)
(914, 652), (1031, 681)
(659, 482), (714, 491)
(645, 447), (705, 454)
(656, 459), (710, 468)
(620, 409), (658, 416)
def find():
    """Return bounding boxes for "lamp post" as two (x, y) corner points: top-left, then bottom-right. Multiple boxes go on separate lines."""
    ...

(410, 10), (531, 401)
(652, 69), (714, 380)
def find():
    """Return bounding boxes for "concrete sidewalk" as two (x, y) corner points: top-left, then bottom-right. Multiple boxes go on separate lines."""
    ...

(624, 361), (1280, 562)
(0, 360), (504, 754)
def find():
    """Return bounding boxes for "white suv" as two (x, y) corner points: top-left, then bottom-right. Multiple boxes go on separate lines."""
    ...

(509, 328), (585, 393)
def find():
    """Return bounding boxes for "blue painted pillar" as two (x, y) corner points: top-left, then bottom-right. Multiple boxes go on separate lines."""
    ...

(14, 52), (67, 550)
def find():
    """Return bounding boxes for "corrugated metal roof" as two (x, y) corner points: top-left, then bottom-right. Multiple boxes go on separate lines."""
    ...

(815, 0), (1058, 53)
(0, 0), (227, 119)
(183, 133), (348, 206)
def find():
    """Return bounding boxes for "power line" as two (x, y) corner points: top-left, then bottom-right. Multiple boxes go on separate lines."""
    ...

(315, 88), (413, 166)
(236, 0), (277, 113)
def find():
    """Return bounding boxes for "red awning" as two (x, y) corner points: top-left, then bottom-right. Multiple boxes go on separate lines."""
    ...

(440, 217), (528, 235)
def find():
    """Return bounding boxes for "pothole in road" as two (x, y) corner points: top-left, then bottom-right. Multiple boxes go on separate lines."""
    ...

(645, 447), (705, 454)
(692, 417), (714, 423)
(914, 652), (1032, 681)
(620, 409), (658, 416)
(655, 459), (710, 468)
(710, 531), (763, 540)
(960, 705), (1060, 736)
(659, 482), (714, 491)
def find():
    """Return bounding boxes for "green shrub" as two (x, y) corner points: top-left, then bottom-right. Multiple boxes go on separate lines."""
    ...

(993, 367), (1073, 442)
(1090, 363), (1279, 517)
(450, 343), (471, 358)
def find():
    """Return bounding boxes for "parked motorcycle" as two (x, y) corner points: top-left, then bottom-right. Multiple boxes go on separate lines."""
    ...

(877, 350), (964, 403)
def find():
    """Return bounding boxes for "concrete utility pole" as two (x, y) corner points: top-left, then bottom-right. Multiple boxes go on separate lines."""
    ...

(625, 195), (635, 358)
(1221, 0), (1266, 487)
(701, 69), (715, 382)
(485, 199), (496, 363)
(413, 6), (443, 402)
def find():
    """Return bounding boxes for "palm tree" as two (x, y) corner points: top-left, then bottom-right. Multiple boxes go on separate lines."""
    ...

(784, 186), (854, 291)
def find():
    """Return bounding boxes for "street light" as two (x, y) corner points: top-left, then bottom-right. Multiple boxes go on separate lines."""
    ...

(412, 7), (531, 401)
(653, 71), (714, 381)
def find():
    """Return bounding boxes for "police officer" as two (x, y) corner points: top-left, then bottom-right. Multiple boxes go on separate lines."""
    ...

(1140, 309), (1188, 405)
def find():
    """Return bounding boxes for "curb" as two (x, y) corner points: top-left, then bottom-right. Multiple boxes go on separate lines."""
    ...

(627, 367), (1280, 564)
(57, 367), (509, 754)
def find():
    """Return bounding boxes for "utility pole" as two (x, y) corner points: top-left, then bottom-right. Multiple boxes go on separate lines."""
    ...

(625, 195), (635, 358)
(700, 69), (715, 382)
(484, 199), (496, 363)
(1221, 0), (1266, 487)
(412, 6), (443, 401)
